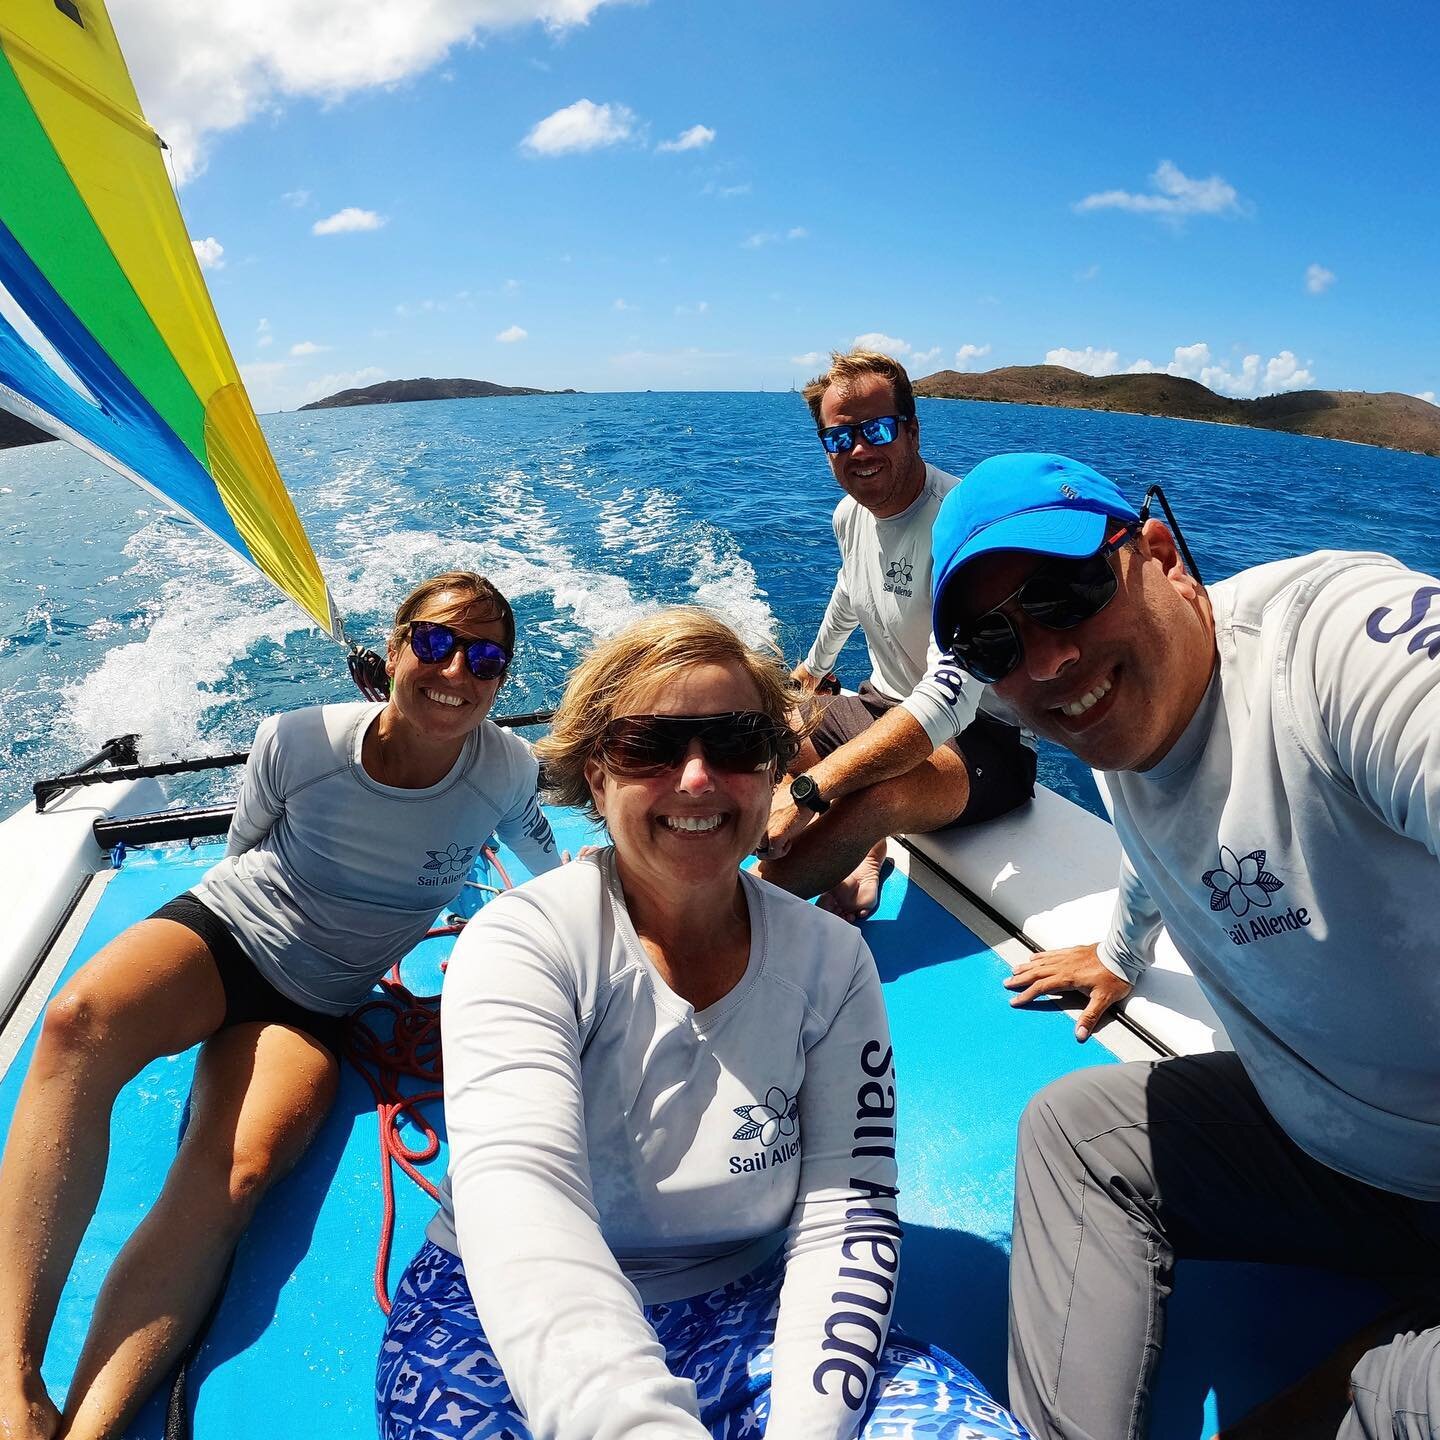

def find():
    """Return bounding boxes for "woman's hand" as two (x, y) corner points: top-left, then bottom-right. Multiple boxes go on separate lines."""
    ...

(1003, 943), (1133, 1042)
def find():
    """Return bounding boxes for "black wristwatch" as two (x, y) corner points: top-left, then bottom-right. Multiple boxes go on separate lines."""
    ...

(790, 774), (830, 814)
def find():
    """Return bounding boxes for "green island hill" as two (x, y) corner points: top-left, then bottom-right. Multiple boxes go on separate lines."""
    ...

(912, 365), (1440, 458)
(298, 377), (579, 410)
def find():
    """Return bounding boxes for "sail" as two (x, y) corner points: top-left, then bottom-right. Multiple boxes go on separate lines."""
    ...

(0, 0), (343, 642)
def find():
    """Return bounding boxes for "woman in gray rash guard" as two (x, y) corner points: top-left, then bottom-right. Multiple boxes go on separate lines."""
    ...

(0, 571), (559, 1440)
(376, 607), (1027, 1440)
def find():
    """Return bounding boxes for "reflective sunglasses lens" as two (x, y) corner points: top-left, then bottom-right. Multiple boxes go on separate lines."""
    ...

(409, 621), (457, 664)
(603, 719), (683, 774)
(953, 614), (1021, 683)
(858, 416), (900, 446)
(819, 425), (855, 454)
(695, 715), (778, 772)
(1022, 554), (1117, 630)
(464, 640), (510, 680)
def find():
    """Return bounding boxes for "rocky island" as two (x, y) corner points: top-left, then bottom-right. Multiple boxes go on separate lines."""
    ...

(299, 377), (577, 410)
(912, 365), (1440, 458)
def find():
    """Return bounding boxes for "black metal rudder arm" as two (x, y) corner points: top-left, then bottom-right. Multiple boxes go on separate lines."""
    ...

(34, 750), (251, 812)
(32, 733), (140, 811)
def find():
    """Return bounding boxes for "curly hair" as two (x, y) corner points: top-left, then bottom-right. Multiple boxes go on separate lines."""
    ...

(536, 608), (807, 822)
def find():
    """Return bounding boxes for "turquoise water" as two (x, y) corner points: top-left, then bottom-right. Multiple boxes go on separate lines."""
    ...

(2, 392), (1437, 817)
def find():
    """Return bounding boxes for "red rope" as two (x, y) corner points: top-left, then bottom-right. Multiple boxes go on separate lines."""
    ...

(345, 844), (510, 1312)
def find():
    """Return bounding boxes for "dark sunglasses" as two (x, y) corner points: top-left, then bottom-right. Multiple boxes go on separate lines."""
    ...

(599, 711), (791, 776)
(942, 484), (1203, 684)
(818, 413), (912, 455)
(407, 620), (511, 679)
(946, 527), (1134, 683)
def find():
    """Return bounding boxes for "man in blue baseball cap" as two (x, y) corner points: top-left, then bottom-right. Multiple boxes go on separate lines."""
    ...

(931, 452), (1440, 1439)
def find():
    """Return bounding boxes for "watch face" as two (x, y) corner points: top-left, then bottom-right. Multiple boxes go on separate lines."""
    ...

(792, 775), (824, 810)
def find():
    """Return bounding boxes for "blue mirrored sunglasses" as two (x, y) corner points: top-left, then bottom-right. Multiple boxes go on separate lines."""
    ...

(817, 413), (911, 455)
(407, 620), (510, 679)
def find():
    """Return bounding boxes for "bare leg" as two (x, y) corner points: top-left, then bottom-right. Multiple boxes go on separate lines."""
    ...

(0, 922), (227, 1440)
(60, 1022), (338, 1440)
(759, 745), (970, 906)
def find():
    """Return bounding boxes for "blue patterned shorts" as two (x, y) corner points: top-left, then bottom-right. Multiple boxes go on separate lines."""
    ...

(377, 1240), (1028, 1439)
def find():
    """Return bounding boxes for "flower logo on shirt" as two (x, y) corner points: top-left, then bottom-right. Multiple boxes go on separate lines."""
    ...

(885, 558), (914, 587)
(732, 1087), (799, 1146)
(423, 842), (475, 875)
(1202, 846), (1283, 917)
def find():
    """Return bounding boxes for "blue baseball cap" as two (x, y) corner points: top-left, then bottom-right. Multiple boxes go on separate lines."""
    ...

(931, 453), (1140, 647)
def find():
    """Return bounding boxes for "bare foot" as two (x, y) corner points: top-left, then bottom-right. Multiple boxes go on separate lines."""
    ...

(0, 1378), (61, 1440)
(817, 844), (892, 925)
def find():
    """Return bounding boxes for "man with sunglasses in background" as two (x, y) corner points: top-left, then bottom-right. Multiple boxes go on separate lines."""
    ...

(757, 349), (1035, 922)
(931, 451), (1440, 1440)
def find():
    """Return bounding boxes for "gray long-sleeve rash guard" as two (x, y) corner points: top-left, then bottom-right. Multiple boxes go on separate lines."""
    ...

(193, 701), (559, 1015)
(803, 462), (1027, 749)
(428, 852), (901, 1440)
(1096, 552), (1440, 1198)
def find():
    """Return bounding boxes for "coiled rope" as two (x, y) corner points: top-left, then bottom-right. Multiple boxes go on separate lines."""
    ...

(344, 844), (515, 1311)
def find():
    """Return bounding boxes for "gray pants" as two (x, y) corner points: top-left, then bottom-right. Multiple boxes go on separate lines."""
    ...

(1008, 1054), (1440, 1439)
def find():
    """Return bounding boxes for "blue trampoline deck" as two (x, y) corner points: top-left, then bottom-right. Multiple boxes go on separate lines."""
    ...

(0, 809), (1381, 1438)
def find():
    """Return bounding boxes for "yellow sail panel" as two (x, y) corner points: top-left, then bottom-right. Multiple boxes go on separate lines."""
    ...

(205, 385), (340, 639)
(0, 0), (343, 642)
(3, 2), (240, 432)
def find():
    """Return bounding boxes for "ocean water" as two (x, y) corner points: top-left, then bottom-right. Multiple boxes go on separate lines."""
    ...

(2, 392), (1437, 821)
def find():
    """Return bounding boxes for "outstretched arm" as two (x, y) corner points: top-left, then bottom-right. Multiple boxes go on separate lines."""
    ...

(443, 891), (708, 1440)
(765, 941), (900, 1438)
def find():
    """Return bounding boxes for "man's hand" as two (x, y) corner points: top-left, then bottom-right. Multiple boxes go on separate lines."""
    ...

(790, 662), (824, 695)
(1003, 943), (1133, 1043)
(761, 785), (818, 860)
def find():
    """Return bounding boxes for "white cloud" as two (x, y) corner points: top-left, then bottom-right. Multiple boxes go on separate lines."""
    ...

(1416, 391), (1437, 406)
(108, 1), (630, 183)
(791, 351), (827, 369)
(289, 340), (328, 356)
(1075, 264), (1100, 282)
(1306, 263), (1336, 295)
(496, 324), (528, 343)
(1047, 345), (1120, 376)
(256, 317), (272, 348)
(1057, 340), (1317, 397)
(1075, 160), (1242, 220)
(656, 124), (715, 154)
(743, 227), (807, 248)
(282, 188), (311, 208)
(522, 98), (635, 156)
(613, 298), (630, 310)
(910, 346), (941, 365)
(704, 181), (751, 199)
(300, 365), (386, 405)
(954, 343), (992, 370)
(675, 300), (709, 316)
(312, 207), (386, 235)
(502, 278), (521, 292)
(191, 236), (225, 270)
(853, 333), (912, 358)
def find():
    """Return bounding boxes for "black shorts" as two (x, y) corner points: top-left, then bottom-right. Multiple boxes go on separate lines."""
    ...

(810, 682), (1036, 830)
(149, 893), (345, 1058)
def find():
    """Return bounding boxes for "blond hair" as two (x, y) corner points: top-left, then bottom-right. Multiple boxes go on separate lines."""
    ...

(801, 348), (916, 428)
(537, 608), (804, 821)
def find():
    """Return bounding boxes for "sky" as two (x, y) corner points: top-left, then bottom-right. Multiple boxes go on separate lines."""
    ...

(99, 0), (1440, 410)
